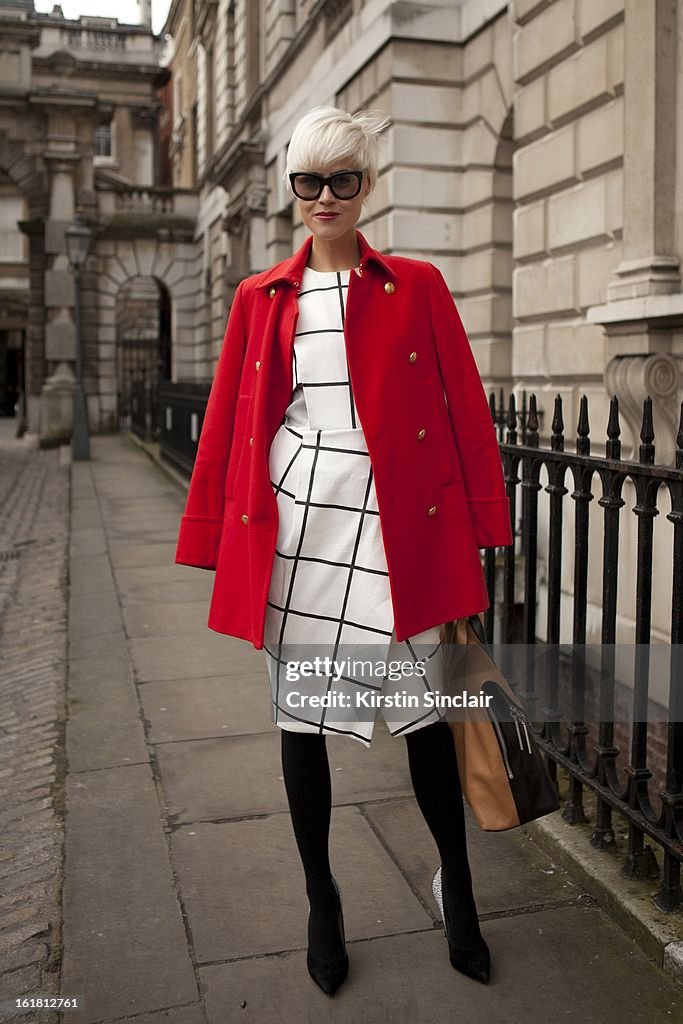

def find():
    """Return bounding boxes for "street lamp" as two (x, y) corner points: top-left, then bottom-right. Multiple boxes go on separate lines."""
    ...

(65, 208), (92, 460)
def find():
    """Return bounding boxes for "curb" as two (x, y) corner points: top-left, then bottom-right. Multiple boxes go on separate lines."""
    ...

(526, 808), (683, 987)
(124, 432), (189, 494)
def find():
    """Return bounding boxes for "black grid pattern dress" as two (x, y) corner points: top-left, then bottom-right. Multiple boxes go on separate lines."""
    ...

(263, 264), (447, 747)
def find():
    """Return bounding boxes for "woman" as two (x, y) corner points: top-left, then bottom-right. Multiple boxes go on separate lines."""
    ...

(175, 105), (513, 995)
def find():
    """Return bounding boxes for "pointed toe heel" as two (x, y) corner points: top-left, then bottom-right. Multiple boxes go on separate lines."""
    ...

(447, 937), (491, 985)
(432, 865), (491, 985)
(306, 876), (349, 996)
(306, 946), (349, 996)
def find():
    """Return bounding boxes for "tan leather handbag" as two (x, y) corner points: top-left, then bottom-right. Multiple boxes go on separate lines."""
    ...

(439, 615), (560, 831)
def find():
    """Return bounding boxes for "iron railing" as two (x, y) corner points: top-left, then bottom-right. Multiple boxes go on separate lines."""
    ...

(123, 359), (164, 442)
(159, 374), (683, 910)
(130, 377), (146, 440)
(158, 381), (211, 476)
(484, 390), (683, 913)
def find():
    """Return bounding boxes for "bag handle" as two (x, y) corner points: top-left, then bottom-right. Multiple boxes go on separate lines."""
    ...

(440, 612), (486, 647)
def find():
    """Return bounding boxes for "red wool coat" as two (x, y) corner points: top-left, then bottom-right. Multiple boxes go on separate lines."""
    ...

(175, 229), (513, 649)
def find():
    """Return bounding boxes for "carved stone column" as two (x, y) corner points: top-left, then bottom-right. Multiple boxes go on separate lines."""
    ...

(604, 352), (680, 463)
(41, 152), (78, 446)
(608, 0), (680, 305)
(587, 0), (682, 462)
(219, 142), (268, 282)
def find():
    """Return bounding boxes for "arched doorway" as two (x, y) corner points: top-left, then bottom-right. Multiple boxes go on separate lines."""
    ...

(115, 276), (171, 439)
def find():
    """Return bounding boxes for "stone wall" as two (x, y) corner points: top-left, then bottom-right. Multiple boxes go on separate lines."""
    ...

(512, 0), (625, 447)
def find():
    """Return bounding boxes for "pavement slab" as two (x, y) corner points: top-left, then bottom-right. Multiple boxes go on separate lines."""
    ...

(67, 652), (148, 772)
(61, 763), (199, 1024)
(169, 805), (433, 962)
(139, 671), (274, 741)
(129, 631), (257, 682)
(154, 727), (419, 823)
(365, 797), (582, 918)
(121, 600), (212, 639)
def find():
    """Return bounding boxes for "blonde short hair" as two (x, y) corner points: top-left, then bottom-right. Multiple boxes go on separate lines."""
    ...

(283, 105), (391, 197)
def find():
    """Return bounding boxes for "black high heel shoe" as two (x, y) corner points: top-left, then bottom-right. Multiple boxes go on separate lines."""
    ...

(432, 866), (491, 984)
(306, 876), (349, 996)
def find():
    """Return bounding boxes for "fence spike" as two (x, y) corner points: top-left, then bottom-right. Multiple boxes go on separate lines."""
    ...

(606, 394), (621, 459)
(639, 396), (655, 465)
(576, 394), (590, 456)
(526, 393), (539, 448)
(527, 393), (539, 432)
(551, 393), (564, 452)
(676, 401), (683, 470)
(506, 391), (517, 444)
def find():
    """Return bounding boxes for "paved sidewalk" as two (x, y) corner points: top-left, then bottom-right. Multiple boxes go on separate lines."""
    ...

(59, 434), (683, 1024)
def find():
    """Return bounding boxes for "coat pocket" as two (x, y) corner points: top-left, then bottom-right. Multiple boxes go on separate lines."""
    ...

(224, 393), (253, 499)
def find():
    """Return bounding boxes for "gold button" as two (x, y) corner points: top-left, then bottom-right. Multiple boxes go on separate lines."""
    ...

(249, 436), (253, 446)
(293, 280), (299, 288)
(269, 287), (276, 298)
(384, 281), (395, 294)
(409, 351), (417, 362)
(427, 505), (437, 516)
(255, 360), (260, 371)
(241, 514), (249, 524)
(417, 428), (426, 440)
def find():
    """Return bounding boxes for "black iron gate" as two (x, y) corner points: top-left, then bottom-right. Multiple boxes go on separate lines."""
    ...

(116, 282), (171, 441)
(117, 337), (164, 440)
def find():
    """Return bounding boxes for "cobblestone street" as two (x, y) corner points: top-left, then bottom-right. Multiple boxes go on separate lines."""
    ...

(0, 419), (69, 1023)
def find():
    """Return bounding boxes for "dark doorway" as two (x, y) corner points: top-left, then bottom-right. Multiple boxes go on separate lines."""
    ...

(116, 277), (172, 440)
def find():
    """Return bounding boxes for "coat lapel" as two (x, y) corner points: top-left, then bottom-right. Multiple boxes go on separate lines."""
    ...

(254, 229), (398, 291)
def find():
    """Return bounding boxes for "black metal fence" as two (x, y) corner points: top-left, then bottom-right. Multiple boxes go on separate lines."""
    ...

(484, 389), (683, 913)
(158, 375), (683, 911)
(130, 377), (146, 440)
(158, 381), (211, 476)
(128, 369), (163, 442)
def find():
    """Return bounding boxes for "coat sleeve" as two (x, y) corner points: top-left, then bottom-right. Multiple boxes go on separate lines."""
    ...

(175, 280), (248, 569)
(426, 261), (513, 550)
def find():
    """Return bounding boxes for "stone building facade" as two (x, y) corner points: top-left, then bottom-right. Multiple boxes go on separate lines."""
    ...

(0, 0), (196, 439)
(174, 0), (682, 468)
(5, 0), (680, 463)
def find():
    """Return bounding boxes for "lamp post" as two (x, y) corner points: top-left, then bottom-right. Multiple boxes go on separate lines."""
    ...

(65, 208), (92, 460)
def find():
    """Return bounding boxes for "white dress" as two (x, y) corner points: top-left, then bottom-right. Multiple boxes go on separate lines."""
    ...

(263, 265), (447, 747)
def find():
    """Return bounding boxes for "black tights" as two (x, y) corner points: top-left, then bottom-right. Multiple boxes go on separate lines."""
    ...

(280, 719), (481, 958)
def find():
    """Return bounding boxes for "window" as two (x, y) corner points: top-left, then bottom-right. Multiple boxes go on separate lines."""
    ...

(95, 122), (112, 158)
(204, 45), (214, 158)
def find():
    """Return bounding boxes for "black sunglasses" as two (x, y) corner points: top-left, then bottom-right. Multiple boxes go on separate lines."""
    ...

(289, 170), (364, 201)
